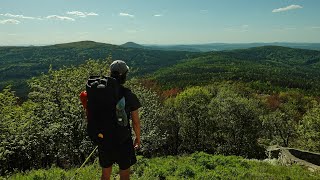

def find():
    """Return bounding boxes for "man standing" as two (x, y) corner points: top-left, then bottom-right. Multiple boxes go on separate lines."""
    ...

(81, 60), (141, 180)
(100, 60), (141, 180)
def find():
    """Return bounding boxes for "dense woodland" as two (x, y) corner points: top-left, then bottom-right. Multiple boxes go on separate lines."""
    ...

(153, 46), (320, 95)
(0, 41), (197, 96)
(1, 42), (320, 177)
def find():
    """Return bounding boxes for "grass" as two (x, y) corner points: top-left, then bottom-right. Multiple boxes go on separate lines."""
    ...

(2, 152), (320, 180)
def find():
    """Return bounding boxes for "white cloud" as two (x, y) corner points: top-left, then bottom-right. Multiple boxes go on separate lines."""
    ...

(46, 15), (75, 21)
(67, 11), (86, 17)
(311, 26), (320, 29)
(107, 27), (113, 31)
(272, 5), (303, 13)
(0, 19), (20, 24)
(154, 14), (163, 17)
(66, 11), (98, 18)
(119, 12), (134, 18)
(0, 13), (41, 20)
(87, 12), (98, 16)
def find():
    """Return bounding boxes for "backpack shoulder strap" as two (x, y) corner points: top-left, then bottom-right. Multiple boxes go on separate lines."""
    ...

(118, 85), (129, 98)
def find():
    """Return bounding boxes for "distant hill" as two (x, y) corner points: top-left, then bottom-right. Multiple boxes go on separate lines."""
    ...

(118, 42), (320, 52)
(121, 42), (145, 49)
(152, 46), (320, 94)
(146, 44), (202, 52)
(0, 41), (197, 96)
(120, 42), (201, 52)
(145, 43), (320, 52)
(2, 40), (320, 96)
(77, 41), (320, 53)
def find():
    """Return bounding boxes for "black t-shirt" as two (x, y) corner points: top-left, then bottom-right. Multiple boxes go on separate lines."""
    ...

(120, 86), (141, 121)
(98, 86), (140, 169)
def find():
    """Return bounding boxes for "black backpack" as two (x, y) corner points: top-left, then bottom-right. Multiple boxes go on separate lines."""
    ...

(86, 76), (130, 146)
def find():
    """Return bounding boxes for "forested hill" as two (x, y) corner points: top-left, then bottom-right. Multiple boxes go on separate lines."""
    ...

(121, 42), (320, 52)
(152, 46), (320, 94)
(2, 41), (320, 96)
(0, 41), (197, 96)
(2, 43), (320, 177)
(121, 42), (145, 49)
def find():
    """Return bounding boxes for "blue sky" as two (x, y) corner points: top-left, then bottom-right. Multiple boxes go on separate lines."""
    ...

(0, 0), (319, 45)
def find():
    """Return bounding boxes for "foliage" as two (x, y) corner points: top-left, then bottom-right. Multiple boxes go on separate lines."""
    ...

(262, 103), (300, 147)
(159, 98), (181, 155)
(4, 152), (320, 180)
(173, 86), (213, 153)
(152, 46), (320, 95)
(298, 103), (320, 152)
(0, 59), (111, 174)
(4, 43), (320, 98)
(0, 87), (38, 174)
(0, 41), (196, 96)
(259, 90), (314, 148)
(0, 58), (178, 174)
(2, 45), (320, 175)
(161, 85), (265, 158)
(208, 86), (264, 158)
(126, 80), (168, 156)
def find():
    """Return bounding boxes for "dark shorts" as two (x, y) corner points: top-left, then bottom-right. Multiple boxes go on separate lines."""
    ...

(98, 138), (137, 170)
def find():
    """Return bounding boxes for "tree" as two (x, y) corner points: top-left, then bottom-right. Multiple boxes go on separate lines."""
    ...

(174, 86), (213, 153)
(161, 98), (181, 155)
(27, 59), (111, 168)
(298, 104), (320, 152)
(0, 59), (112, 174)
(0, 87), (38, 174)
(126, 80), (168, 156)
(262, 102), (300, 147)
(209, 86), (263, 158)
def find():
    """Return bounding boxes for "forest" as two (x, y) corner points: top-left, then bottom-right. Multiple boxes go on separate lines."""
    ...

(1, 42), (320, 178)
(153, 46), (320, 95)
(0, 41), (197, 97)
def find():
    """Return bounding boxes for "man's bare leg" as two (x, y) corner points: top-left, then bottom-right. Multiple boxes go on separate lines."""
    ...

(101, 166), (112, 180)
(119, 168), (130, 180)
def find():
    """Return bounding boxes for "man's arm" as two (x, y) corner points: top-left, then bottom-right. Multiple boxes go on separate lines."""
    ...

(131, 109), (141, 149)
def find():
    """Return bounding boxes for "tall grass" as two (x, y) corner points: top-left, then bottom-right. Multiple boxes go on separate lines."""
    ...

(3, 152), (319, 180)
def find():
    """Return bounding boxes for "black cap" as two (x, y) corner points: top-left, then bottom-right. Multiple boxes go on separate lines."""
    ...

(110, 60), (129, 75)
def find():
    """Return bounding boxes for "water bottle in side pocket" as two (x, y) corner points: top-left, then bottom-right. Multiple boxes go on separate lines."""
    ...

(116, 97), (128, 126)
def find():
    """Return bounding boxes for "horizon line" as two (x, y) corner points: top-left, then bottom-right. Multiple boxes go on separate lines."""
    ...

(2, 40), (320, 47)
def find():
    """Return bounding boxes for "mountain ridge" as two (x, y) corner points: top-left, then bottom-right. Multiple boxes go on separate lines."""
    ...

(1, 40), (320, 96)
(152, 45), (320, 93)
(119, 41), (320, 52)
(2, 41), (320, 51)
(121, 42), (145, 49)
(0, 41), (196, 96)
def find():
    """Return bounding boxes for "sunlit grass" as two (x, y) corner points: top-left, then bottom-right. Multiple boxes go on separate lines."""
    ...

(3, 152), (320, 180)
